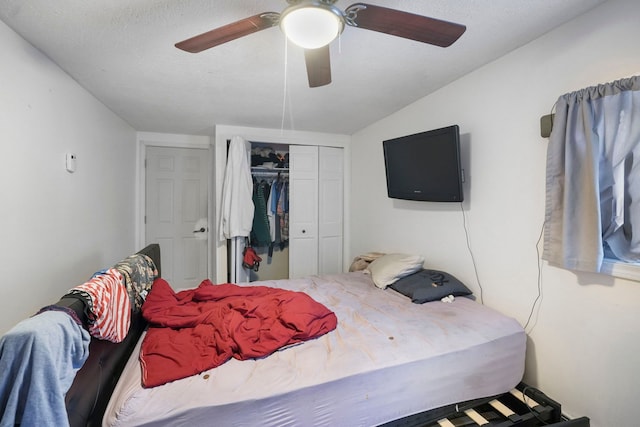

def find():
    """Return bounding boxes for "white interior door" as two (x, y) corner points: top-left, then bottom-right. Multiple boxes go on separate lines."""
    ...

(146, 146), (209, 289)
(289, 145), (319, 279)
(319, 146), (344, 275)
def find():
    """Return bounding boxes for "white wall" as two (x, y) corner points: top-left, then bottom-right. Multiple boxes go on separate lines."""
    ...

(0, 21), (137, 334)
(349, 0), (640, 426)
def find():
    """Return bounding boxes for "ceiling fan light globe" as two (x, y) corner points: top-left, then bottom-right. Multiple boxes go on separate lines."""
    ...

(281, 6), (342, 49)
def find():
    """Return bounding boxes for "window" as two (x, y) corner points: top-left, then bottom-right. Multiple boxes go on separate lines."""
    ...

(543, 75), (640, 279)
(600, 259), (640, 282)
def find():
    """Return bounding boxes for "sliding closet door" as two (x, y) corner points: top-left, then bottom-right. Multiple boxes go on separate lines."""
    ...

(289, 145), (344, 279)
(318, 146), (343, 275)
(289, 145), (319, 279)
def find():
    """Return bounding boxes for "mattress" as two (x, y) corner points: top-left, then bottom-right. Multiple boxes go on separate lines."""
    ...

(103, 272), (525, 427)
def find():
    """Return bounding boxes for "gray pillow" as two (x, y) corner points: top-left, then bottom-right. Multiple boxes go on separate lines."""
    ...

(389, 269), (472, 304)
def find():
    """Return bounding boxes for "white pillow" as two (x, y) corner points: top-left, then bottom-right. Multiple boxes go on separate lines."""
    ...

(365, 253), (425, 289)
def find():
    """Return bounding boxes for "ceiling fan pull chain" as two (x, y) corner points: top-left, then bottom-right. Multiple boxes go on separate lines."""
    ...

(281, 37), (289, 133)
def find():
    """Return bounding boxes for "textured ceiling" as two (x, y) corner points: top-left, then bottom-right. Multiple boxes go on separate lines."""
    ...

(0, 0), (607, 135)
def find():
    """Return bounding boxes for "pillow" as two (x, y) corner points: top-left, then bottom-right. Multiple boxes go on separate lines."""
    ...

(389, 269), (472, 303)
(365, 253), (425, 289)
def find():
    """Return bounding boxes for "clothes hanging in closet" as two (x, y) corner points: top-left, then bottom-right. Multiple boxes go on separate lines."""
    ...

(219, 136), (253, 241)
(250, 175), (289, 251)
(251, 180), (272, 247)
(269, 179), (289, 255)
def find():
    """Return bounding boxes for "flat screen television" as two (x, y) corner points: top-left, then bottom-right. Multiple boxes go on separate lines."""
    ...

(383, 125), (464, 202)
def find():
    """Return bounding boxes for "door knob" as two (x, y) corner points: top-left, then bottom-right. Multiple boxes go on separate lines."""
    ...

(193, 218), (209, 240)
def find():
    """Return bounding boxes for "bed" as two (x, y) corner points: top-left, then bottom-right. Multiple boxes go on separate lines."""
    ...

(9, 245), (526, 426)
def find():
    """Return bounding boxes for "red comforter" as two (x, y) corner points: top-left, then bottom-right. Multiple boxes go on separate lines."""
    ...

(139, 278), (337, 387)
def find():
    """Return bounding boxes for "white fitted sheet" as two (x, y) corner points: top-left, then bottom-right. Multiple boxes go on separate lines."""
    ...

(103, 272), (525, 427)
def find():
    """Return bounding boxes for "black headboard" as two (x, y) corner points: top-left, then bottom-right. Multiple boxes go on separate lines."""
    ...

(63, 244), (161, 427)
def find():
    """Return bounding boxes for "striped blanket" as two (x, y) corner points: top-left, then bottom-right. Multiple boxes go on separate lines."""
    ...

(67, 269), (131, 343)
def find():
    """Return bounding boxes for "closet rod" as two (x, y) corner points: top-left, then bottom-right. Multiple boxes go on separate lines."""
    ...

(252, 170), (288, 178)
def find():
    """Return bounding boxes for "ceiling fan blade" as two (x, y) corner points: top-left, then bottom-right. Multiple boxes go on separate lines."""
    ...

(304, 46), (332, 88)
(175, 12), (280, 53)
(345, 3), (465, 47)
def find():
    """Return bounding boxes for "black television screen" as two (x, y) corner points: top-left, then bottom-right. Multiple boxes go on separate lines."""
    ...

(383, 125), (464, 202)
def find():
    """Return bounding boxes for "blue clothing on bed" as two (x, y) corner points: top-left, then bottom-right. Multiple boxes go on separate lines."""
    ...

(0, 310), (90, 427)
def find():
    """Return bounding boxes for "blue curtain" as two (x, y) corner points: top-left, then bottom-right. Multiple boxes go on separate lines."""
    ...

(543, 76), (640, 272)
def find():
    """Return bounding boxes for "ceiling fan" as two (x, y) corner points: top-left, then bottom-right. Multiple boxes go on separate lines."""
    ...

(175, 0), (466, 88)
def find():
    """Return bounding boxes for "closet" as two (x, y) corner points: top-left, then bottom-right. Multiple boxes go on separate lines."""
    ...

(248, 142), (290, 281)
(246, 142), (344, 282)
